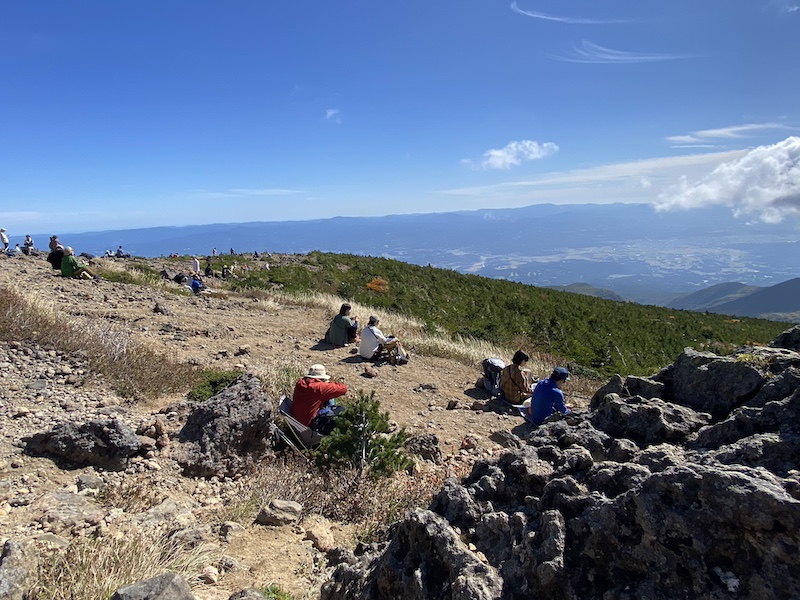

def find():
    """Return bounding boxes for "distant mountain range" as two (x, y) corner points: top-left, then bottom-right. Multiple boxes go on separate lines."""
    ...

(21, 202), (800, 309)
(669, 278), (800, 322)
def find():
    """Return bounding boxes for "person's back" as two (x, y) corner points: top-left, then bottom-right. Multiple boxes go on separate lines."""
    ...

(325, 303), (358, 347)
(47, 247), (65, 270)
(359, 324), (383, 359)
(501, 364), (531, 404)
(60, 254), (80, 277)
(291, 365), (347, 427)
(528, 367), (570, 425)
(326, 314), (352, 346)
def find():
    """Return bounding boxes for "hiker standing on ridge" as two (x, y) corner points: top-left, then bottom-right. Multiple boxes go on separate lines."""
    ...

(0, 228), (8, 250)
(525, 367), (571, 426)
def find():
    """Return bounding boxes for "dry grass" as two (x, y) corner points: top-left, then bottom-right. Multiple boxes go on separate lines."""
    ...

(0, 286), (198, 399)
(29, 530), (218, 600)
(97, 476), (169, 514)
(218, 454), (455, 543)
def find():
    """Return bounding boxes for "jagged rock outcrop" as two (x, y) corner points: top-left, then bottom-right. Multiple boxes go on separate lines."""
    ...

(322, 326), (800, 600)
(23, 418), (142, 470)
(176, 372), (274, 478)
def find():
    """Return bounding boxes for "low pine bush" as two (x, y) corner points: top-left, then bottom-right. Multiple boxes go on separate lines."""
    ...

(316, 390), (412, 479)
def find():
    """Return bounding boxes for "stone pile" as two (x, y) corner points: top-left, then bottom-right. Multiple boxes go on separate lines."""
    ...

(321, 326), (800, 600)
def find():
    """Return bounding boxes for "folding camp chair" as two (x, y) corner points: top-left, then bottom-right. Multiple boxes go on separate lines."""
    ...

(277, 395), (325, 450)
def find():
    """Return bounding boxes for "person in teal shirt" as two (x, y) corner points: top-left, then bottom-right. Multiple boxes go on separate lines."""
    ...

(325, 303), (359, 346)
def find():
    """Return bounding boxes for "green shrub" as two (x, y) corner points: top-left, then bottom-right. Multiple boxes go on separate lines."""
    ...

(262, 583), (293, 600)
(316, 390), (412, 478)
(187, 369), (242, 402)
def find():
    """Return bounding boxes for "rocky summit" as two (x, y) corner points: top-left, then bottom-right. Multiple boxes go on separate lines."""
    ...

(322, 328), (800, 600)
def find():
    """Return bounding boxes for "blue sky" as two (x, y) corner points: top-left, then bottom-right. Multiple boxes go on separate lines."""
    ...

(1, 1), (799, 234)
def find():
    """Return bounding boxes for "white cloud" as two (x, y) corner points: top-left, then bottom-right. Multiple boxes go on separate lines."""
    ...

(510, 2), (627, 24)
(552, 40), (693, 64)
(477, 140), (559, 170)
(442, 149), (749, 209)
(666, 123), (793, 146)
(325, 108), (341, 123)
(656, 136), (800, 223)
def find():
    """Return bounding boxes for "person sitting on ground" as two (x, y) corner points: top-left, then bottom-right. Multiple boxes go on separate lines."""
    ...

(60, 247), (96, 280)
(501, 350), (533, 405)
(204, 260), (214, 277)
(22, 235), (35, 255)
(48, 236), (61, 252)
(190, 275), (204, 295)
(116, 245), (131, 258)
(291, 364), (347, 435)
(221, 265), (231, 279)
(359, 316), (399, 360)
(46, 244), (65, 270)
(325, 303), (359, 347)
(525, 367), (572, 426)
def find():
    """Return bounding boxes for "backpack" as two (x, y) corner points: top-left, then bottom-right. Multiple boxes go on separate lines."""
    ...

(481, 358), (505, 398)
(389, 343), (409, 366)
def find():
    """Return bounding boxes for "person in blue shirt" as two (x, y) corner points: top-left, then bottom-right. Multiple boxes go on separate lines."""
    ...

(526, 367), (571, 426)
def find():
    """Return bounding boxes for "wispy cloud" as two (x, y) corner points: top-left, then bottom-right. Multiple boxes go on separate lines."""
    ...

(464, 140), (559, 170)
(325, 108), (341, 124)
(444, 149), (748, 208)
(666, 123), (794, 146)
(785, 4), (800, 13)
(194, 188), (303, 199)
(551, 40), (692, 64)
(510, 2), (628, 24)
(656, 136), (800, 223)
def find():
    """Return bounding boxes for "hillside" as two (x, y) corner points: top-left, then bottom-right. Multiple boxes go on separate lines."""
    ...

(712, 277), (800, 320)
(218, 251), (787, 377)
(31, 203), (800, 306)
(2, 253), (799, 599)
(667, 281), (761, 311)
(546, 282), (626, 302)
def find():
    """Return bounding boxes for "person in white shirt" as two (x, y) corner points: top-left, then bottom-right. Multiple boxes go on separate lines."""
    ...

(359, 316), (399, 360)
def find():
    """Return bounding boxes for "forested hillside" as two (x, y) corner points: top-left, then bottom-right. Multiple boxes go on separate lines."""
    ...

(222, 251), (787, 376)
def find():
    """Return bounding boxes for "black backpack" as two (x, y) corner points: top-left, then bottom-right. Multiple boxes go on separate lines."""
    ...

(481, 358), (505, 398)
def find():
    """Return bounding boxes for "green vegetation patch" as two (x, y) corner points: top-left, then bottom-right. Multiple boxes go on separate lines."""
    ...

(187, 369), (242, 402)
(225, 252), (788, 376)
(316, 391), (412, 479)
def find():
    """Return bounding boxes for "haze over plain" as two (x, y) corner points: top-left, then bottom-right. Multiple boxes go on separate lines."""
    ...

(1, 1), (799, 234)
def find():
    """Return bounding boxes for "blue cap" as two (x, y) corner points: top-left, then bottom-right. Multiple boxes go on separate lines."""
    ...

(551, 367), (570, 381)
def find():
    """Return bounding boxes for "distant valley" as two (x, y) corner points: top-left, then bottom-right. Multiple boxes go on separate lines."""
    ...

(29, 202), (800, 309)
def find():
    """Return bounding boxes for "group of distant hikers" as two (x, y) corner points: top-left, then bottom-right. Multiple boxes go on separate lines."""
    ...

(288, 302), (572, 439)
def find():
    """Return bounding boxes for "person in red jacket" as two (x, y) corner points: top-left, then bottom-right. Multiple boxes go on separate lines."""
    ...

(291, 364), (347, 434)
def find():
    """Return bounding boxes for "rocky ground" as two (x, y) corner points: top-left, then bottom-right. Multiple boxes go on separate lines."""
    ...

(0, 254), (592, 599)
